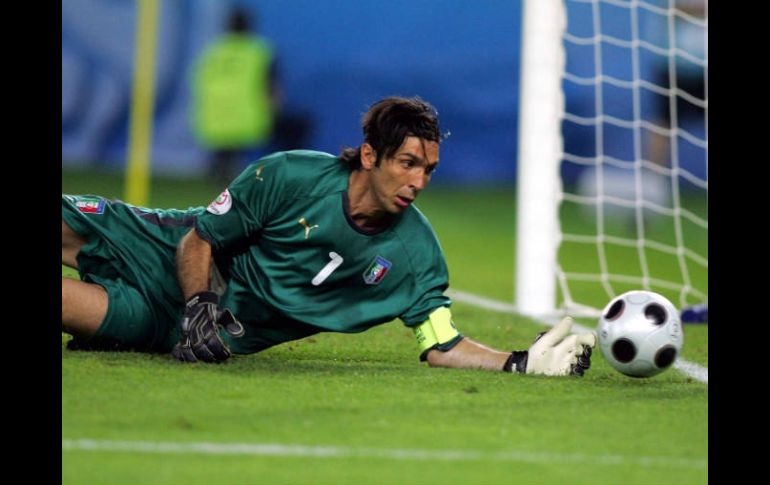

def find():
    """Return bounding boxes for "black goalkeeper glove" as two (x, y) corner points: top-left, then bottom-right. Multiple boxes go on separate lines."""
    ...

(502, 317), (596, 377)
(171, 291), (245, 363)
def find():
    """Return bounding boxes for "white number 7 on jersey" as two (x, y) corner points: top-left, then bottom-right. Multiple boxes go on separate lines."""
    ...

(312, 252), (344, 286)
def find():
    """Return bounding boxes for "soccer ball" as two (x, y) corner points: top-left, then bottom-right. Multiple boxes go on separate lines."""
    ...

(597, 290), (683, 378)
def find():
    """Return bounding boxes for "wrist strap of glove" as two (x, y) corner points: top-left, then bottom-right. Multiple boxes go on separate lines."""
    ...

(503, 351), (528, 373)
(185, 291), (219, 310)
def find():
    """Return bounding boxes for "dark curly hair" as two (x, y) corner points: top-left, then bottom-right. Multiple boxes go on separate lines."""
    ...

(339, 96), (448, 169)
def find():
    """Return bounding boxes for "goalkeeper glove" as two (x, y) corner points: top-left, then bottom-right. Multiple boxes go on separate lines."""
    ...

(171, 291), (245, 363)
(503, 317), (596, 376)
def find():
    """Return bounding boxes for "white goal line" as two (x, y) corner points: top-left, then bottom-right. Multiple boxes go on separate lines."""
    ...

(447, 289), (708, 385)
(61, 439), (707, 470)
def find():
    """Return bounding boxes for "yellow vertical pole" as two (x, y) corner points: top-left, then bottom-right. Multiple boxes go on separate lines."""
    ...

(125, 0), (160, 206)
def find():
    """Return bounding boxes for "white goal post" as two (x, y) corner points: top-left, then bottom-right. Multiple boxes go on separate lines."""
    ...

(515, 0), (567, 318)
(515, 0), (708, 318)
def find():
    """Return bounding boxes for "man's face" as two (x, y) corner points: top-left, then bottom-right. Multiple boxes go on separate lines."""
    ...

(366, 136), (439, 214)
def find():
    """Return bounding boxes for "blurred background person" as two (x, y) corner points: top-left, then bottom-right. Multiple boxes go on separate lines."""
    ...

(646, 0), (706, 171)
(190, 6), (311, 184)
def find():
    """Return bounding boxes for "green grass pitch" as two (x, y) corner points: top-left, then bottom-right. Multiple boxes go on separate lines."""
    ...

(62, 169), (707, 485)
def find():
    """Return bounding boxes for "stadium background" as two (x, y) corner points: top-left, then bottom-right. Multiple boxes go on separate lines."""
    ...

(61, 0), (704, 184)
(61, 3), (708, 483)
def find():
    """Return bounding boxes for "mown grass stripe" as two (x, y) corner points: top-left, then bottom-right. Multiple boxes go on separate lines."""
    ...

(62, 439), (707, 470)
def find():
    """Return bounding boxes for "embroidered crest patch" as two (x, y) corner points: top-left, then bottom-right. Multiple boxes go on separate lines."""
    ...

(73, 196), (106, 214)
(206, 189), (232, 215)
(363, 255), (392, 285)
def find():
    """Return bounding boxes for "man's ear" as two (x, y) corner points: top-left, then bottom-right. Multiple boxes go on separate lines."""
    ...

(360, 143), (377, 170)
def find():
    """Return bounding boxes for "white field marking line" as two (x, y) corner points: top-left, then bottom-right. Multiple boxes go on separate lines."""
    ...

(61, 439), (707, 470)
(447, 289), (708, 385)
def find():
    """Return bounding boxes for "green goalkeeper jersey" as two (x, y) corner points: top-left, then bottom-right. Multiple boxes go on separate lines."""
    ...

(196, 150), (452, 353)
(63, 150), (451, 354)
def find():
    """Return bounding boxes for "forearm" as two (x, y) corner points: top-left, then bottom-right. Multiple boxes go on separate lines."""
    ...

(425, 337), (510, 371)
(176, 229), (214, 299)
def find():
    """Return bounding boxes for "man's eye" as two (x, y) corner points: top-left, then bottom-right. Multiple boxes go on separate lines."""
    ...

(402, 160), (415, 168)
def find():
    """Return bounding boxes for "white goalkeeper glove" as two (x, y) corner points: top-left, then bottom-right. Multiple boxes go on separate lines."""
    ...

(503, 317), (597, 377)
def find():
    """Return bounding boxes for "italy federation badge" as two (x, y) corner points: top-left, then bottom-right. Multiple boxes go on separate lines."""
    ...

(73, 195), (106, 214)
(363, 255), (392, 285)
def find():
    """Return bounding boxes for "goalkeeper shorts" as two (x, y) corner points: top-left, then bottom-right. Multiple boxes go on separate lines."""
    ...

(66, 273), (179, 352)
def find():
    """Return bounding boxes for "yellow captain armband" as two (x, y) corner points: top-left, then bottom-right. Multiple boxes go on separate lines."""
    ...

(413, 307), (463, 359)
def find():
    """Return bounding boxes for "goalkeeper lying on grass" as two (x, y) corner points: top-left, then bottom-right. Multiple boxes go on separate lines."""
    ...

(61, 96), (595, 376)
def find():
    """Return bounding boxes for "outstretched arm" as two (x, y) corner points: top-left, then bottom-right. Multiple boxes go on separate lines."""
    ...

(425, 338), (510, 371)
(415, 308), (596, 376)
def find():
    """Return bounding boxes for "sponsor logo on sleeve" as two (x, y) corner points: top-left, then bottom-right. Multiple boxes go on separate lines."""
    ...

(207, 189), (232, 215)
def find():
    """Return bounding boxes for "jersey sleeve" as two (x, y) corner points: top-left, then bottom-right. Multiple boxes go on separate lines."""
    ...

(195, 152), (287, 251)
(400, 238), (463, 359)
(398, 230), (452, 327)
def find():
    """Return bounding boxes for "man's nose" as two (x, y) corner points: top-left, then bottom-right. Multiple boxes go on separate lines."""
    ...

(410, 171), (429, 191)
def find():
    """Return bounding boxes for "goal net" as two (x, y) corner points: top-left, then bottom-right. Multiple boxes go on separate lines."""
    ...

(515, 0), (707, 317)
